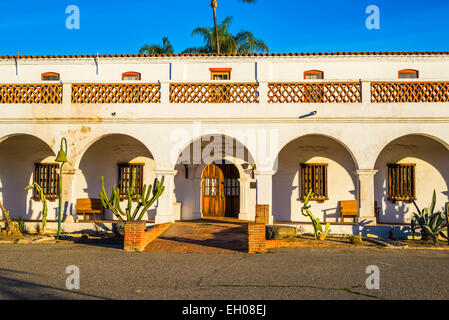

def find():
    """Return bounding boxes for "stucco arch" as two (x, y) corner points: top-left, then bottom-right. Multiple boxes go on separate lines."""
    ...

(0, 134), (57, 220)
(373, 133), (449, 224)
(73, 133), (157, 170)
(273, 133), (360, 172)
(169, 133), (257, 171)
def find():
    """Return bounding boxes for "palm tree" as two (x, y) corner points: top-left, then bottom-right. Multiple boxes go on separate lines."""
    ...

(210, 0), (257, 54)
(139, 37), (174, 55)
(183, 16), (268, 54)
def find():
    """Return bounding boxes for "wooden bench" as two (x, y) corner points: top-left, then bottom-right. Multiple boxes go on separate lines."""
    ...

(76, 198), (105, 221)
(340, 200), (358, 222)
(340, 200), (380, 222)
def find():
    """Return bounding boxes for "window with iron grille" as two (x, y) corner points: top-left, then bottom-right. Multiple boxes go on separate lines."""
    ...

(301, 163), (328, 200)
(34, 163), (59, 200)
(388, 163), (416, 201)
(118, 163), (144, 199)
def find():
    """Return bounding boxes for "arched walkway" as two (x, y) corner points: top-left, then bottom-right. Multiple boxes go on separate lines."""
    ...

(0, 134), (56, 220)
(75, 134), (157, 220)
(374, 134), (449, 224)
(273, 134), (358, 222)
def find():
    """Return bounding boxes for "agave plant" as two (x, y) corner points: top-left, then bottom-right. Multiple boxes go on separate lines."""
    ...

(410, 190), (448, 244)
(301, 190), (331, 240)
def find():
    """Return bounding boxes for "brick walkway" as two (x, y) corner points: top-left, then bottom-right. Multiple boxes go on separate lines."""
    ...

(144, 220), (248, 253)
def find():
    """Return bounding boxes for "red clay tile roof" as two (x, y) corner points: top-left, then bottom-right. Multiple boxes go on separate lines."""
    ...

(0, 51), (448, 59)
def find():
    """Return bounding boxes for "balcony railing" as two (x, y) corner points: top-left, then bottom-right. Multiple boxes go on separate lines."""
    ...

(169, 82), (259, 103)
(371, 81), (449, 103)
(0, 81), (448, 104)
(0, 83), (62, 104)
(71, 83), (161, 104)
(268, 82), (362, 103)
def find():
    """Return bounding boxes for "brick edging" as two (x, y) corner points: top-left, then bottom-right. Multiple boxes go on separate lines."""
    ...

(124, 222), (173, 252)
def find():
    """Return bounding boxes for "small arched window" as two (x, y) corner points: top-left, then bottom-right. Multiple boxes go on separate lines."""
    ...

(41, 72), (60, 81)
(398, 69), (419, 79)
(122, 71), (141, 81)
(304, 70), (324, 80)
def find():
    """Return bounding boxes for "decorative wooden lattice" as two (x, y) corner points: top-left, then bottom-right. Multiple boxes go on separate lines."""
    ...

(0, 84), (62, 104)
(268, 82), (361, 103)
(71, 83), (160, 104)
(371, 82), (449, 103)
(170, 83), (259, 103)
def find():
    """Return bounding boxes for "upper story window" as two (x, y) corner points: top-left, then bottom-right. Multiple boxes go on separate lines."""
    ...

(210, 68), (232, 80)
(304, 70), (324, 80)
(41, 72), (60, 81)
(122, 71), (141, 81)
(398, 69), (419, 79)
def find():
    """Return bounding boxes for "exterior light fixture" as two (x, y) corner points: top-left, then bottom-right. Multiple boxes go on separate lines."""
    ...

(55, 137), (68, 239)
(242, 163), (256, 179)
(298, 111), (317, 119)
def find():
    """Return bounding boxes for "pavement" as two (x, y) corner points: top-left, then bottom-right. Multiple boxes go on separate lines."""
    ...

(0, 243), (448, 300)
(144, 220), (248, 253)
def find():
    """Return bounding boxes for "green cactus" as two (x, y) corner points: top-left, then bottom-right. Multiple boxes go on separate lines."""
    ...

(301, 190), (331, 240)
(410, 190), (448, 244)
(99, 169), (165, 222)
(25, 182), (48, 233)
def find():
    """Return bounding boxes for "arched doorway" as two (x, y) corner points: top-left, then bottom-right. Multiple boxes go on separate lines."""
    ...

(173, 133), (254, 220)
(201, 163), (241, 218)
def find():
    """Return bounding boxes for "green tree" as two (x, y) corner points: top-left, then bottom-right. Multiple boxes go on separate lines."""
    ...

(183, 16), (268, 54)
(139, 37), (174, 55)
(210, 0), (257, 54)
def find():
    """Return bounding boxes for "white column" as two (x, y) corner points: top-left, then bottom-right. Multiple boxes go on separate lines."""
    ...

(238, 177), (250, 220)
(154, 169), (178, 224)
(255, 170), (275, 224)
(361, 80), (371, 105)
(61, 168), (81, 223)
(258, 81), (269, 105)
(160, 81), (170, 105)
(355, 169), (378, 225)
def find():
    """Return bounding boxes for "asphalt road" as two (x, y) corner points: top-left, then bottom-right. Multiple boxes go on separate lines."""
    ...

(0, 243), (448, 300)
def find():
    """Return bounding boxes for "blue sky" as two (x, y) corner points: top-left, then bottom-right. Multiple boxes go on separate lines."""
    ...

(0, 0), (448, 55)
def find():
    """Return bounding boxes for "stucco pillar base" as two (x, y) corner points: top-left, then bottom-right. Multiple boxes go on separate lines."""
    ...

(154, 169), (178, 225)
(155, 215), (175, 224)
(355, 169), (378, 226)
(255, 170), (275, 225)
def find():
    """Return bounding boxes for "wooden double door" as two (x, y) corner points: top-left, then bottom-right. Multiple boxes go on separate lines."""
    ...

(202, 164), (240, 218)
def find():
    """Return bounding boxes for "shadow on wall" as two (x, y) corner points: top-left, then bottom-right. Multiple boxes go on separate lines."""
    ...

(374, 135), (449, 224)
(0, 135), (55, 220)
(272, 135), (357, 222)
(78, 134), (157, 220)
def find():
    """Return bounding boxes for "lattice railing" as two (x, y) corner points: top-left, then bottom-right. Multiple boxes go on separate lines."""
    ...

(268, 82), (361, 103)
(170, 83), (259, 103)
(72, 83), (160, 103)
(0, 84), (62, 104)
(371, 82), (449, 103)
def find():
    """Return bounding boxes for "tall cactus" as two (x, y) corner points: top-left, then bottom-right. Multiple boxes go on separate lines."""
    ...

(100, 169), (165, 222)
(25, 182), (48, 233)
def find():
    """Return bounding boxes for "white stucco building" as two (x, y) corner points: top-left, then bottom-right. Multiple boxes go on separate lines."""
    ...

(0, 51), (448, 236)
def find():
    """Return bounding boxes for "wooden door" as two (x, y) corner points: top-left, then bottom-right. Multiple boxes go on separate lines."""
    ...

(218, 164), (240, 218)
(202, 164), (225, 217)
